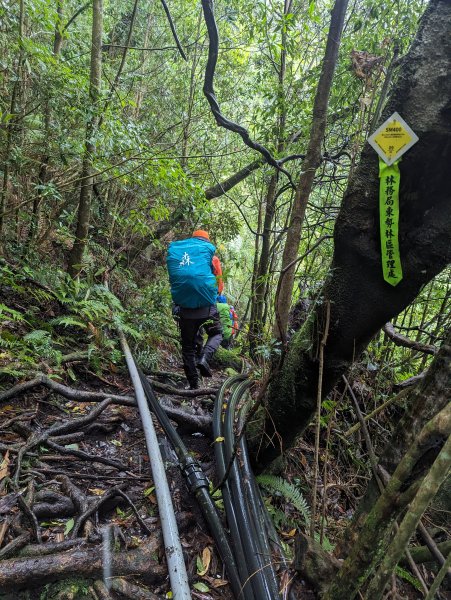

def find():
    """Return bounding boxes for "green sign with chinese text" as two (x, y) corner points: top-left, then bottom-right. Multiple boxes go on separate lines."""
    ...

(379, 158), (402, 286)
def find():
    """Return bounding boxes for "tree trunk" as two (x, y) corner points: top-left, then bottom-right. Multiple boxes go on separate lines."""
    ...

(273, 0), (349, 341)
(0, 540), (164, 589)
(334, 329), (450, 557)
(67, 0), (103, 277)
(260, 0), (451, 466)
(323, 402), (451, 600)
(0, 0), (25, 251)
(25, 0), (64, 251)
(367, 433), (451, 599)
(248, 1), (291, 356)
(249, 173), (279, 356)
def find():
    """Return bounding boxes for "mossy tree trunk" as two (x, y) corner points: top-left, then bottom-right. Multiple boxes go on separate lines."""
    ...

(323, 402), (451, 600)
(260, 0), (451, 467)
(67, 0), (103, 277)
(335, 330), (450, 557)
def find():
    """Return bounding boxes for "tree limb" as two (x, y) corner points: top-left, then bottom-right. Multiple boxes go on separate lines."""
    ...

(0, 540), (164, 589)
(159, 0), (187, 60)
(200, 0), (294, 186)
(383, 322), (437, 355)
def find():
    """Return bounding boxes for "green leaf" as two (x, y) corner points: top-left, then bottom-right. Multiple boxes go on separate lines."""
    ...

(196, 555), (204, 573)
(193, 582), (209, 592)
(64, 518), (74, 535)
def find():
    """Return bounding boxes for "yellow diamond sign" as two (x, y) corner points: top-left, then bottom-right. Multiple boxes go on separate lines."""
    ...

(368, 112), (418, 165)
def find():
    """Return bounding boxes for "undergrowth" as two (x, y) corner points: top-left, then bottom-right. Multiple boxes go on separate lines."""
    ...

(0, 259), (177, 385)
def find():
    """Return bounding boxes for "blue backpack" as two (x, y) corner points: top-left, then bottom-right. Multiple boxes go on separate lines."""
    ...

(166, 238), (218, 308)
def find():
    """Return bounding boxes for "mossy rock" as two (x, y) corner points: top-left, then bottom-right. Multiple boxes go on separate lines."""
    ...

(212, 347), (242, 371)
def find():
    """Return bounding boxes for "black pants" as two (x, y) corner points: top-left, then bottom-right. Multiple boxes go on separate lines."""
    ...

(179, 305), (223, 387)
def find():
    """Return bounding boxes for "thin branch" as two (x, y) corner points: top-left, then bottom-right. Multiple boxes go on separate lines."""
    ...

(62, 2), (90, 32)
(158, 0), (187, 60)
(200, 0), (294, 187)
(310, 301), (331, 538)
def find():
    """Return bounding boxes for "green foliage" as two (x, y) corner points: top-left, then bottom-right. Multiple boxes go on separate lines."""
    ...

(257, 474), (311, 527)
(212, 347), (242, 371)
(38, 578), (92, 600)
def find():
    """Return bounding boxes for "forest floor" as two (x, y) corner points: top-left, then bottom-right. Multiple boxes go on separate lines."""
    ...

(0, 347), (321, 600)
(0, 273), (443, 600)
(1, 349), (434, 600)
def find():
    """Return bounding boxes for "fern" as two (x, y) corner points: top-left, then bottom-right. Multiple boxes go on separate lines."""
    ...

(50, 316), (87, 329)
(265, 503), (296, 530)
(26, 287), (54, 304)
(23, 329), (51, 343)
(135, 349), (158, 371)
(0, 303), (27, 323)
(257, 474), (311, 526)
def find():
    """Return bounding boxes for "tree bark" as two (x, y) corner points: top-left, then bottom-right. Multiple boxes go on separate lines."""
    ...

(68, 0), (103, 276)
(367, 431), (451, 599)
(273, 0), (349, 341)
(205, 159), (264, 199)
(334, 329), (450, 557)
(261, 0), (451, 465)
(0, 0), (25, 250)
(0, 540), (164, 589)
(323, 402), (450, 600)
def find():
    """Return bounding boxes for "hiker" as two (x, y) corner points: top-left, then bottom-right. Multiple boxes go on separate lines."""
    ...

(167, 230), (223, 389)
(217, 294), (233, 349)
(230, 305), (239, 340)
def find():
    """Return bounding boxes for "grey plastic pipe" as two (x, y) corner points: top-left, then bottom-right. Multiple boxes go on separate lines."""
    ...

(118, 330), (191, 600)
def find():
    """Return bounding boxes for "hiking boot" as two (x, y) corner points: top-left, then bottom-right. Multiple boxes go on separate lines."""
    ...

(185, 382), (199, 390)
(197, 356), (212, 378)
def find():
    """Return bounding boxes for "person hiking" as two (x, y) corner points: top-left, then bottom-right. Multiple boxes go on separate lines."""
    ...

(217, 294), (233, 349)
(167, 230), (223, 389)
(230, 304), (239, 339)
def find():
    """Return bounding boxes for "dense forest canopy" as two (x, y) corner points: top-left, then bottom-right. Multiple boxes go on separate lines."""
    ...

(0, 0), (450, 598)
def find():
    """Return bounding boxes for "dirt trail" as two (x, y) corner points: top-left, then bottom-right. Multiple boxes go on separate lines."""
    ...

(0, 361), (233, 599)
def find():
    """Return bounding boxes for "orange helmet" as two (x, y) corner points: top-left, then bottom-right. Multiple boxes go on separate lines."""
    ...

(192, 230), (210, 241)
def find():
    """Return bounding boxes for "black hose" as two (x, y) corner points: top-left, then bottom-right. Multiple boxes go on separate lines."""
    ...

(235, 384), (299, 599)
(224, 381), (281, 599)
(213, 376), (254, 600)
(137, 367), (243, 600)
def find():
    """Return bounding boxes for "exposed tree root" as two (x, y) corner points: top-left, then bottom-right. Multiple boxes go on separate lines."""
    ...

(150, 379), (218, 397)
(32, 490), (76, 519)
(0, 375), (212, 434)
(13, 398), (115, 483)
(294, 532), (341, 593)
(109, 577), (163, 599)
(17, 538), (89, 557)
(0, 531), (31, 560)
(46, 439), (128, 471)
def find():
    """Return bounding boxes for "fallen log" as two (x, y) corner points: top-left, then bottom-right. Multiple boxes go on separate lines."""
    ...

(0, 540), (164, 589)
(17, 538), (88, 558)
